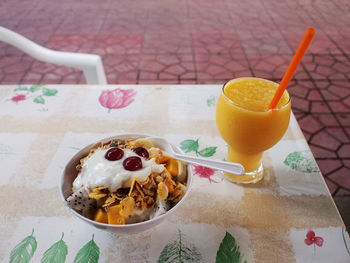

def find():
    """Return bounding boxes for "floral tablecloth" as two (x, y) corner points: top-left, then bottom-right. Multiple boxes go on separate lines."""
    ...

(0, 84), (349, 263)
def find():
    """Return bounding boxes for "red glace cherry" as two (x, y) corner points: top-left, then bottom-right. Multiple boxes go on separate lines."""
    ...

(105, 147), (124, 161)
(123, 156), (142, 171)
(133, 147), (149, 159)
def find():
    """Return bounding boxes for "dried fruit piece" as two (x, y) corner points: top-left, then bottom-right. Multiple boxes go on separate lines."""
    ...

(107, 205), (125, 225)
(157, 154), (171, 164)
(94, 208), (108, 223)
(166, 158), (179, 177)
(157, 182), (168, 200)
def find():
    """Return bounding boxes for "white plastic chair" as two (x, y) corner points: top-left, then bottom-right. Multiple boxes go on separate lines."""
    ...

(0, 26), (107, 85)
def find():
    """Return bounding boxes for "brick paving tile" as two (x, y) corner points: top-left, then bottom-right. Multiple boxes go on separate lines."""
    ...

(328, 33), (350, 55)
(195, 53), (251, 81)
(325, 178), (339, 195)
(287, 80), (311, 99)
(148, 16), (190, 35)
(284, 33), (344, 56)
(196, 79), (227, 84)
(328, 101), (350, 113)
(241, 33), (292, 55)
(142, 33), (192, 54)
(189, 8), (235, 34)
(101, 19), (145, 35)
(336, 188), (350, 196)
(25, 64), (82, 84)
(317, 159), (343, 175)
(291, 97), (311, 113)
(345, 128), (350, 140)
(310, 101), (331, 113)
(139, 54), (195, 81)
(101, 55), (139, 83)
(310, 130), (342, 151)
(46, 35), (96, 53)
(92, 34), (143, 56)
(192, 33), (243, 56)
(328, 167), (350, 190)
(302, 55), (350, 81)
(0, 55), (33, 84)
(56, 12), (106, 35)
(137, 80), (178, 84)
(344, 159), (350, 168)
(247, 54), (309, 81)
(335, 113), (350, 127)
(309, 144), (338, 159)
(338, 144), (350, 158)
(326, 127), (350, 142)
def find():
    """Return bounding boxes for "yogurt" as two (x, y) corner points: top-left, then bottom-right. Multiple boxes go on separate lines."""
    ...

(73, 148), (165, 192)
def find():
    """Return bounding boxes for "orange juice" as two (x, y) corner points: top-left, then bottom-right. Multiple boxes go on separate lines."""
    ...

(216, 77), (291, 183)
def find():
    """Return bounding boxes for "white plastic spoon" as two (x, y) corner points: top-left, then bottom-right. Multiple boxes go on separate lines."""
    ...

(147, 137), (245, 175)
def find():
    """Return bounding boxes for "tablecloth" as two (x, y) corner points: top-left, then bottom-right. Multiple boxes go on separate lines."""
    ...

(0, 84), (349, 262)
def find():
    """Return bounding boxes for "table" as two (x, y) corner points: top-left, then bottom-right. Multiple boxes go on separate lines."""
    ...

(0, 84), (349, 263)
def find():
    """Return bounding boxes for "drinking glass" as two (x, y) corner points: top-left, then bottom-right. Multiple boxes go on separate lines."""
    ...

(216, 77), (291, 184)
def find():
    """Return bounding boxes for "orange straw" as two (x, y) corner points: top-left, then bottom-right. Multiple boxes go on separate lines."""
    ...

(268, 27), (316, 109)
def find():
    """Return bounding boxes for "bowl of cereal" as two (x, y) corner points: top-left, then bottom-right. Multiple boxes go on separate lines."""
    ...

(60, 134), (192, 234)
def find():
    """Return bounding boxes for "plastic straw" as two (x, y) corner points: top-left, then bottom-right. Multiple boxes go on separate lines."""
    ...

(268, 28), (316, 109)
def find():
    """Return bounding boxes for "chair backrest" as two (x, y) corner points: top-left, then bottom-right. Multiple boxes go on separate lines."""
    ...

(0, 26), (107, 85)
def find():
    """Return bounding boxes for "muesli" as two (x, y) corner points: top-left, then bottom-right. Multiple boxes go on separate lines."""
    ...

(66, 138), (187, 225)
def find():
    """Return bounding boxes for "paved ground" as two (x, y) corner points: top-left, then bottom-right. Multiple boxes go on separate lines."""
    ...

(0, 0), (349, 199)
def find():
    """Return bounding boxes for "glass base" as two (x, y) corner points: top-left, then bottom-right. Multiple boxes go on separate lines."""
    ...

(224, 163), (264, 184)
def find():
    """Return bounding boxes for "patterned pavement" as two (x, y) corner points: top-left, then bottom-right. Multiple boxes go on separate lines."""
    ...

(0, 0), (349, 196)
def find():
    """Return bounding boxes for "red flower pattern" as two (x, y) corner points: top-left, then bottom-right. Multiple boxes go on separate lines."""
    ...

(193, 165), (219, 183)
(99, 88), (136, 112)
(304, 230), (324, 247)
(11, 94), (27, 103)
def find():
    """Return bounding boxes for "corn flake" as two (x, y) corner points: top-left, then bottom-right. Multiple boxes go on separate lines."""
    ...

(120, 197), (135, 217)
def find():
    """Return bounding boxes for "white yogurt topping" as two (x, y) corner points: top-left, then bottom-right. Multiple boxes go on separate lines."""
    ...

(73, 148), (165, 192)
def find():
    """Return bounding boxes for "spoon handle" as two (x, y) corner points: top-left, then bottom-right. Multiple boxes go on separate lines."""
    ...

(173, 153), (245, 175)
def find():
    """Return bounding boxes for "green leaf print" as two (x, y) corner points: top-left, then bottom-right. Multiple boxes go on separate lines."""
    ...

(216, 232), (246, 263)
(158, 230), (202, 263)
(29, 85), (43, 93)
(207, 95), (216, 107)
(73, 234), (100, 263)
(9, 229), (37, 263)
(14, 86), (29, 92)
(33, 96), (45, 104)
(40, 233), (68, 263)
(180, 139), (199, 153)
(42, 88), (58, 97)
(284, 151), (319, 173)
(198, 147), (217, 157)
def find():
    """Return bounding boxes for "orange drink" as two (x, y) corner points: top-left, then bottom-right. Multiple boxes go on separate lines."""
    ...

(216, 77), (291, 183)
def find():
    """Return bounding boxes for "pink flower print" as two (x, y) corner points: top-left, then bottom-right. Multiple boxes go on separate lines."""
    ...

(304, 230), (324, 247)
(193, 165), (219, 183)
(99, 88), (136, 112)
(11, 94), (27, 103)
